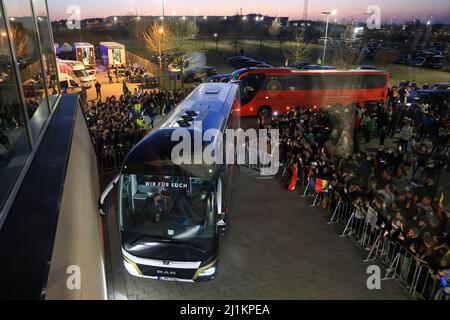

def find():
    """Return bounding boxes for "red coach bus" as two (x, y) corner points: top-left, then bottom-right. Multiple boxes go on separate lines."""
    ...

(231, 68), (390, 117)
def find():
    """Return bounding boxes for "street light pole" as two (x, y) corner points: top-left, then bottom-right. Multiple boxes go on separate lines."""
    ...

(214, 33), (218, 51)
(162, 0), (165, 19)
(194, 9), (198, 34)
(322, 14), (330, 69)
(321, 10), (336, 70)
(135, 0), (139, 50)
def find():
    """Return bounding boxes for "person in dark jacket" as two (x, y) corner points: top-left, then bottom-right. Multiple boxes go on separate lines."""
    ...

(140, 194), (168, 224)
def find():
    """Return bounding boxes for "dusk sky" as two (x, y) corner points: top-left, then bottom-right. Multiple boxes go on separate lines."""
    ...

(44, 0), (450, 23)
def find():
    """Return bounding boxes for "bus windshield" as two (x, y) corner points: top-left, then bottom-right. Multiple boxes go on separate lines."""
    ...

(240, 73), (265, 104)
(119, 174), (217, 241)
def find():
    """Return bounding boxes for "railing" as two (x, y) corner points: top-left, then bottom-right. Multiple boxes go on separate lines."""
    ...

(296, 169), (449, 300)
(125, 51), (159, 75)
(90, 112), (173, 174)
(96, 146), (127, 174)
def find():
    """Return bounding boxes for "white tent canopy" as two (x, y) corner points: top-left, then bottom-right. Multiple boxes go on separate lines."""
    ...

(59, 42), (73, 53)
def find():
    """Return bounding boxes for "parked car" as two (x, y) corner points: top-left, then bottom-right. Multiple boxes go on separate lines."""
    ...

(301, 65), (336, 70)
(355, 65), (381, 70)
(425, 55), (444, 69)
(302, 64), (321, 70)
(290, 61), (310, 69)
(129, 72), (154, 83)
(227, 56), (247, 64)
(396, 54), (411, 65)
(242, 60), (267, 68)
(322, 66), (337, 70)
(58, 73), (82, 93)
(255, 63), (273, 68)
(430, 83), (450, 90)
(232, 57), (253, 69)
(409, 56), (426, 67)
(407, 89), (450, 106)
(184, 66), (217, 83)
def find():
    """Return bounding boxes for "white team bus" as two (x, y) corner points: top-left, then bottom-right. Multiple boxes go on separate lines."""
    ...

(99, 83), (241, 282)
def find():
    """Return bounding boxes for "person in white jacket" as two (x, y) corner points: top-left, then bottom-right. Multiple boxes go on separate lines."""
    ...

(398, 121), (413, 152)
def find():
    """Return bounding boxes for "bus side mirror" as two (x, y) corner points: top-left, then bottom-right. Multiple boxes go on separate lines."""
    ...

(98, 175), (120, 217)
(98, 197), (108, 217)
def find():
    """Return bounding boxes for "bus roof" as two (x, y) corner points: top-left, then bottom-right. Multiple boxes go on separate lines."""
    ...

(232, 67), (388, 79)
(161, 83), (238, 131)
(122, 83), (239, 176)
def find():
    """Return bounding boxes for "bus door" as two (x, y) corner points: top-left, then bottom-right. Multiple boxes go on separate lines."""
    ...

(240, 73), (265, 107)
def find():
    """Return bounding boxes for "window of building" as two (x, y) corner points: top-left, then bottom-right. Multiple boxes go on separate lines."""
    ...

(32, 0), (60, 108)
(4, 0), (50, 140)
(0, 5), (31, 214)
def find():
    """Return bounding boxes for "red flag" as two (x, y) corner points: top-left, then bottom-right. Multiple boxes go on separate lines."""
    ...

(315, 178), (330, 194)
(288, 163), (298, 192)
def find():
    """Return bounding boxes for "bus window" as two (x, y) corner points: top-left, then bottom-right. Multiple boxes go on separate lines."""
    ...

(120, 175), (216, 241)
(362, 74), (387, 89)
(241, 73), (265, 104)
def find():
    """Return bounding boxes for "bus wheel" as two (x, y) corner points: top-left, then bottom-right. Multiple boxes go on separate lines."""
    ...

(258, 106), (272, 118)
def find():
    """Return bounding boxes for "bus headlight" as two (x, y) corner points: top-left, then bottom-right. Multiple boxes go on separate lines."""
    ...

(124, 259), (141, 277)
(199, 266), (217, 278)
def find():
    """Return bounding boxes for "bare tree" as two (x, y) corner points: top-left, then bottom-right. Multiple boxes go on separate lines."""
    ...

(143, 21), (167, 69)
(283, 29), (311, 66)
(165, 19), (200, 88)
(331, 43), (364, 67)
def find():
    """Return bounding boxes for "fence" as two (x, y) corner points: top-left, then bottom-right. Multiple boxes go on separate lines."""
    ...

(125, 51), (159, 75)
(289, 164), (449, 300)
(125, 51), (181, 90)
(95, 145), (127, 174)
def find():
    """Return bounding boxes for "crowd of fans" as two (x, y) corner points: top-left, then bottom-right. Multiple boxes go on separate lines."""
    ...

(352, 80), (449, 154)
(268, 83), (449, 297)
(84, 87), (191, 169)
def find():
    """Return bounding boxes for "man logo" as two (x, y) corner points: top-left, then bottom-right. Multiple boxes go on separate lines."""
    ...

(66, 265), (81, 290)
(366, 265), (381, 290)
(366, 5), (381, 30)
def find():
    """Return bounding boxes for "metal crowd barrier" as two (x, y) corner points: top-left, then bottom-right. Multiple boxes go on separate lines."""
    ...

(411, 264), (448, 300)
(96, 146), (127, 173)
(311, 191), (449, 300)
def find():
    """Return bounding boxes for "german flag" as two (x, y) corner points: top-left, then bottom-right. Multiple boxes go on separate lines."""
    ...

(315, 178), (330, 194)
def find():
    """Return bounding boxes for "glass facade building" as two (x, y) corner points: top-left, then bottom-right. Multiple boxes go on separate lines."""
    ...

(0, 0), (60, 225)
